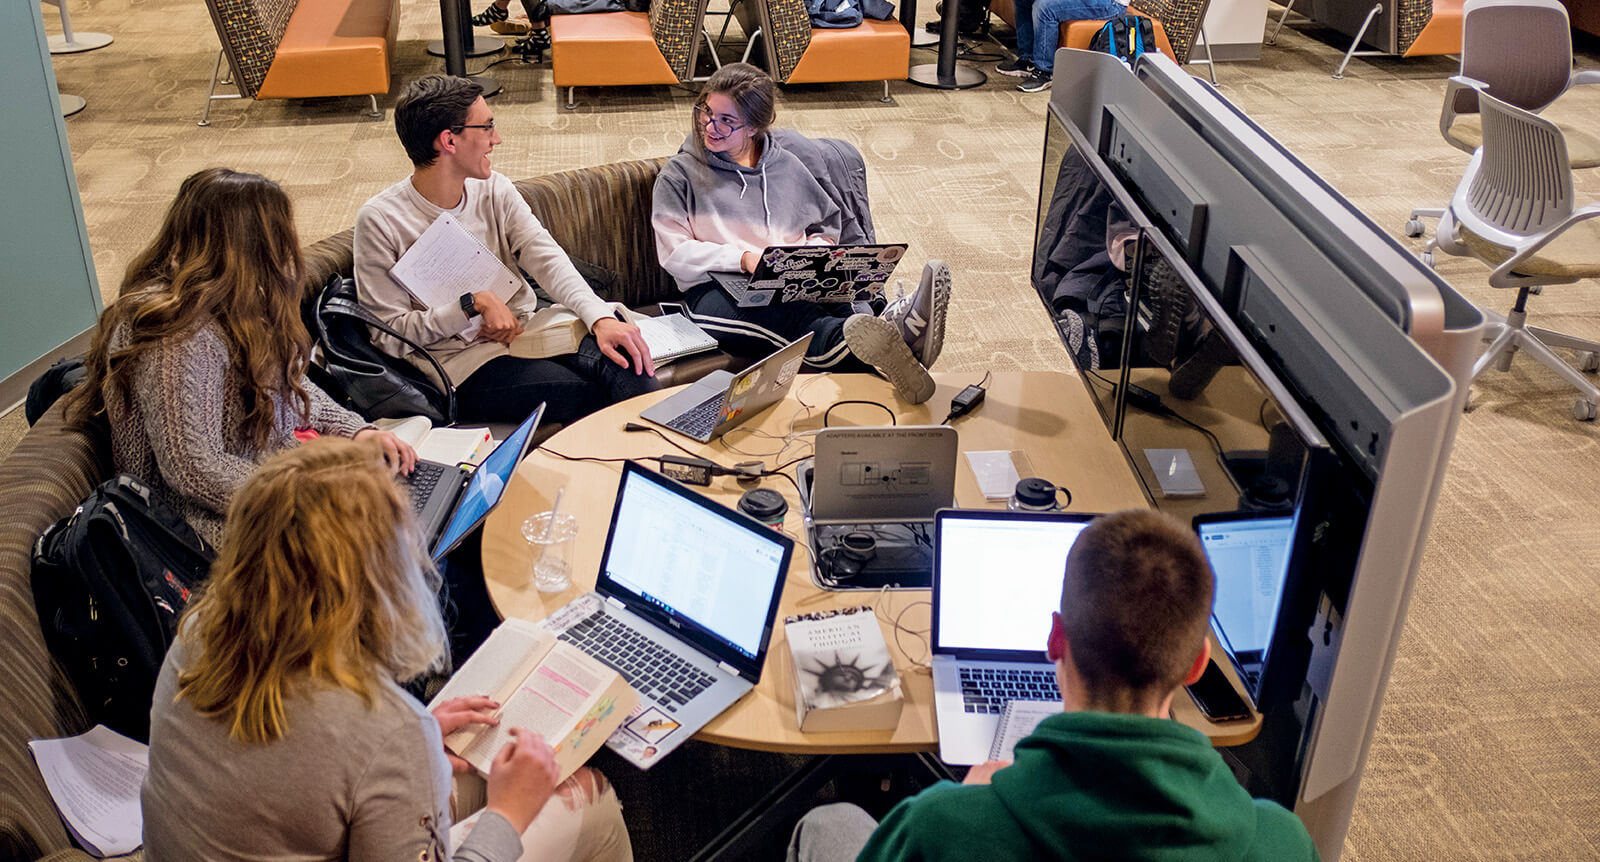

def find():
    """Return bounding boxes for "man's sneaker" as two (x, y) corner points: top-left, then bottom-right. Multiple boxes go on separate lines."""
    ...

(1018, 68), (1052, 93)
(880, 260), (950, 368)
(470, 2), (509, 26)
(996, 58), (1036, 77)
(843, 315), (936, 404)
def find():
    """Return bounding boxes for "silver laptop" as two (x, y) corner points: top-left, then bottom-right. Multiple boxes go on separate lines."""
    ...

(399, 403), (544, 561)
(709, 243), (908, 308)
(1194, 511), (1295, 696)
(797, 426), (958, 590)
(546, 461), (793, 769)
(639, 333), (812, 442)
(931, 509), (1097, 765)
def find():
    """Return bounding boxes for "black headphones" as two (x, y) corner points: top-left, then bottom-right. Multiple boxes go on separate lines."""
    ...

(819, 531), (878, 582)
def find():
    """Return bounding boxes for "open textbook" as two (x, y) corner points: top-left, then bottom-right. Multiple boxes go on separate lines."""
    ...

(373, 415), (492, 466)
(428, 619), (637, 780)
(510, 304), (717, 365)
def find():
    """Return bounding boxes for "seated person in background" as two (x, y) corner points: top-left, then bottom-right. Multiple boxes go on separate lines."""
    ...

(997, 0), (1129, 93)
(356, 74), (658, 427)
(651, 63), (950, 405)
(141, 438), (632, 862)
(65, 167), (415, 546)
(788, 509), (1320, 862)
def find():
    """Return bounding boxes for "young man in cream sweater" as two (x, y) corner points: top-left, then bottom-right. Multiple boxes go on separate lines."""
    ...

(355, 75), (657, 426)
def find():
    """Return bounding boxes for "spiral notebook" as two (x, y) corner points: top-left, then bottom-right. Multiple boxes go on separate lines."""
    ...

(988, 699), (1063, 761)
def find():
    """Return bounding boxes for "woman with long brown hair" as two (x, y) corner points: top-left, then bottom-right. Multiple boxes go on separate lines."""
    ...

(66, 167), (414, 543)
(141, 438), (631, 860)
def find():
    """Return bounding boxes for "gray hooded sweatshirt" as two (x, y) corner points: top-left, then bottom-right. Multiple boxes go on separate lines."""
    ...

(651, 133), (843, 291)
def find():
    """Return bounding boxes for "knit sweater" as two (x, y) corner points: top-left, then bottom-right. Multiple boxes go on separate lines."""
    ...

(651, 133), (842, 291)
(858, 711), (1320, 861)
(103, 318), (370, 545)
(353, 172), (614, 384)
(142, 638), (524, 862)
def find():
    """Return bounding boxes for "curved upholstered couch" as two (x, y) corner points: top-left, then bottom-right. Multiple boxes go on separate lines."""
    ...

(0, 155), (740, 860)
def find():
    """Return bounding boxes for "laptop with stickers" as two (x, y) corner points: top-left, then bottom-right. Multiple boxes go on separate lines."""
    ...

(639, 333), (812, 443)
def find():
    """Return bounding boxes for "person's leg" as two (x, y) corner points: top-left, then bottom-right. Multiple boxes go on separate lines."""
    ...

(550, 335), (663, 407)
(786, 803), (879, 862)
(682, 284), (872, 373)
(455, 355), (599, 427)
(471, 0), (511, 26)
(1012, 0), (1036, 63)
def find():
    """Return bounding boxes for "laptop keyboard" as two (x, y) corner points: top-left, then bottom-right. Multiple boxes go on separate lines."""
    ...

(665, 392), (728, 439)
(559, 612), (718, 712)
(399, 460), (449, 513)
(959, 667), (1061, 714)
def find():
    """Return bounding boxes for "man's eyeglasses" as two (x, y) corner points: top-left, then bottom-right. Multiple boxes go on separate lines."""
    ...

(452, 120), (496, 133)
(694, 105), (745, 136)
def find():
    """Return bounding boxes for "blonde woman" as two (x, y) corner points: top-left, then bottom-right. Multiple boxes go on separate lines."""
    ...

(140, 438), (631, 861)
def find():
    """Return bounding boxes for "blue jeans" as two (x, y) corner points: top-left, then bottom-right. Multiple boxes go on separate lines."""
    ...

(455, 335), (660, 426)
(1014, 0), (1126, 72)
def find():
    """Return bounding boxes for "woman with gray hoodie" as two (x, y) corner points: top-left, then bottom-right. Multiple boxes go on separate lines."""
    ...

(650, 63), (949, 404)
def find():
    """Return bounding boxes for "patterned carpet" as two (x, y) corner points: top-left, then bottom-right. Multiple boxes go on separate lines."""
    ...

(26, 0), (1600, 858)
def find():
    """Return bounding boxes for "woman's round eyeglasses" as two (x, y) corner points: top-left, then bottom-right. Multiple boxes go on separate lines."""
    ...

(694, 105), (745, 136)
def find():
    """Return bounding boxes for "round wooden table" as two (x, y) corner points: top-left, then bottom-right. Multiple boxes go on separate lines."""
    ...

(481, 371), (1261, 752)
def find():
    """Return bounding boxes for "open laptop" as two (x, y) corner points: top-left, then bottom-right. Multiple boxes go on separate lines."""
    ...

(709, 243), (908, 308)
(639, 333), (812, 442)
(931, 509), (1097, 765)
(796, 426), (958, 590)
(1194, 510), (1295, 695)
(399, 403), (544, 560)
(545, 461), (793, 768)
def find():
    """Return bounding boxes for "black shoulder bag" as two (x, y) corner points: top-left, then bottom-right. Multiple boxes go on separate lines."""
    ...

(306, 274), (458, 425)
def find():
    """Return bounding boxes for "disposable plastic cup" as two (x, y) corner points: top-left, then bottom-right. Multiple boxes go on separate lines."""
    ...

(520, 512), (578, 593)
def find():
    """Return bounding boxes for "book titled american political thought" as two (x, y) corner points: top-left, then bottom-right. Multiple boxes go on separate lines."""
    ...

(784, 606), (903, 733)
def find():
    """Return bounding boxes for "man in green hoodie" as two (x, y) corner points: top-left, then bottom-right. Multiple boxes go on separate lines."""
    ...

(788, 509), (1320, 862)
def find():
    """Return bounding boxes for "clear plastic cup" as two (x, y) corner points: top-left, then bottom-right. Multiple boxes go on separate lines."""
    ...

(520, 512), (578, 593)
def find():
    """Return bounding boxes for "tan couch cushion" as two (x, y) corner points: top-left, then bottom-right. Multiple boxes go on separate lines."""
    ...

(255, 0), (398, 99)
(550, 12), (678, 88)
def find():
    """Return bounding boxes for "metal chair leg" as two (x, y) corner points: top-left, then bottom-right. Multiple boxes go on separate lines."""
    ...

(1267, 0), (1296, 45)
(1332, 3), (1382, 79)
(198, 48), (242, 127)
(366, 94), (381, 119)
(1195, 22), (1218, 85)
(881, 80), (891, 102)
(565, 86), (576, 110)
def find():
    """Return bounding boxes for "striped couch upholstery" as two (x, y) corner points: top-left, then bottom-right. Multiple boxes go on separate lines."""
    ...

(0, 406), (116, 862)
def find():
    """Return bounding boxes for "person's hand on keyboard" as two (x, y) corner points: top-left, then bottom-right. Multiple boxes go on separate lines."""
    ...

(355, 428), (417, 476)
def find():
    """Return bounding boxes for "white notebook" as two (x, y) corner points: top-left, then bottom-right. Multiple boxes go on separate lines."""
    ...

(635, 313), (718, 364)
(988, 699), (1063, 762)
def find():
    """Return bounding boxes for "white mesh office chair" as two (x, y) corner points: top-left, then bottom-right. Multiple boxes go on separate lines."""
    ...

(1451, 91), (1600, 420)
(1404, 0), (1600, 265)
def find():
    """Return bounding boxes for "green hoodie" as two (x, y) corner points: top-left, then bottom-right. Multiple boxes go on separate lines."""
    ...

(857, 712), (1319, 861)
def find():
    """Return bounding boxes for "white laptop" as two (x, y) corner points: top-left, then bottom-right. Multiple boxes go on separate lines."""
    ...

(931, 508), (1097, 765)
(542, 460), (794, 769)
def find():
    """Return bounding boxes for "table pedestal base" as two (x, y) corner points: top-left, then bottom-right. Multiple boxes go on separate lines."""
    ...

(907, 62), (986, 89)
(428, 34), (505, 57)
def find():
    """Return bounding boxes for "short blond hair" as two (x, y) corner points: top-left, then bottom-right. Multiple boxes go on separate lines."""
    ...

(175, 437), (447, 744)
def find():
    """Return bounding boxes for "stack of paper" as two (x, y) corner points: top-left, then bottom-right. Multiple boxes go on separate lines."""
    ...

(28, 725), (148, 857)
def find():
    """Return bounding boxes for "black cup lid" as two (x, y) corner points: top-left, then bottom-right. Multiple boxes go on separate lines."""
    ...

(738, 488), (788, 519)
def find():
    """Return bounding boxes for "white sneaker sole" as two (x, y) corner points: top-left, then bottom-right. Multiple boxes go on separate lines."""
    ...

(844, 315), (936, 404)
(919, 260), (951, 369)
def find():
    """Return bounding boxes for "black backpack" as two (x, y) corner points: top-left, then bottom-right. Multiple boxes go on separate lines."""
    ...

(305, 274), (458, 425)
(32, 475), (216, 742)
(1090, 15), (1157, 64)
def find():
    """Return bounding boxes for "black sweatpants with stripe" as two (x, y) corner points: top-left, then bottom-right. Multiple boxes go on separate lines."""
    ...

(681, 282), (875, 373)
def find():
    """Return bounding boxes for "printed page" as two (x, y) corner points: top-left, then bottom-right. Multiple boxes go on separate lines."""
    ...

(389, 213), (522, 310)
(372, 415), (434, 449)
(28, 725), (149, 857)
(988, 700), (1063, 762)
(456, 642), (628, 779)
(430, 619), (554, 753)
(415, 427), (491, 466)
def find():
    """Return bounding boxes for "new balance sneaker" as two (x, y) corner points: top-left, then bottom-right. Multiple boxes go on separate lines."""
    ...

(996, 58), (1036, 77)
(843, 315), (936, 404)
(1018, 68), (1052, 93)
(470, 2), (509, 26)
(880, 259), (950, 368)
